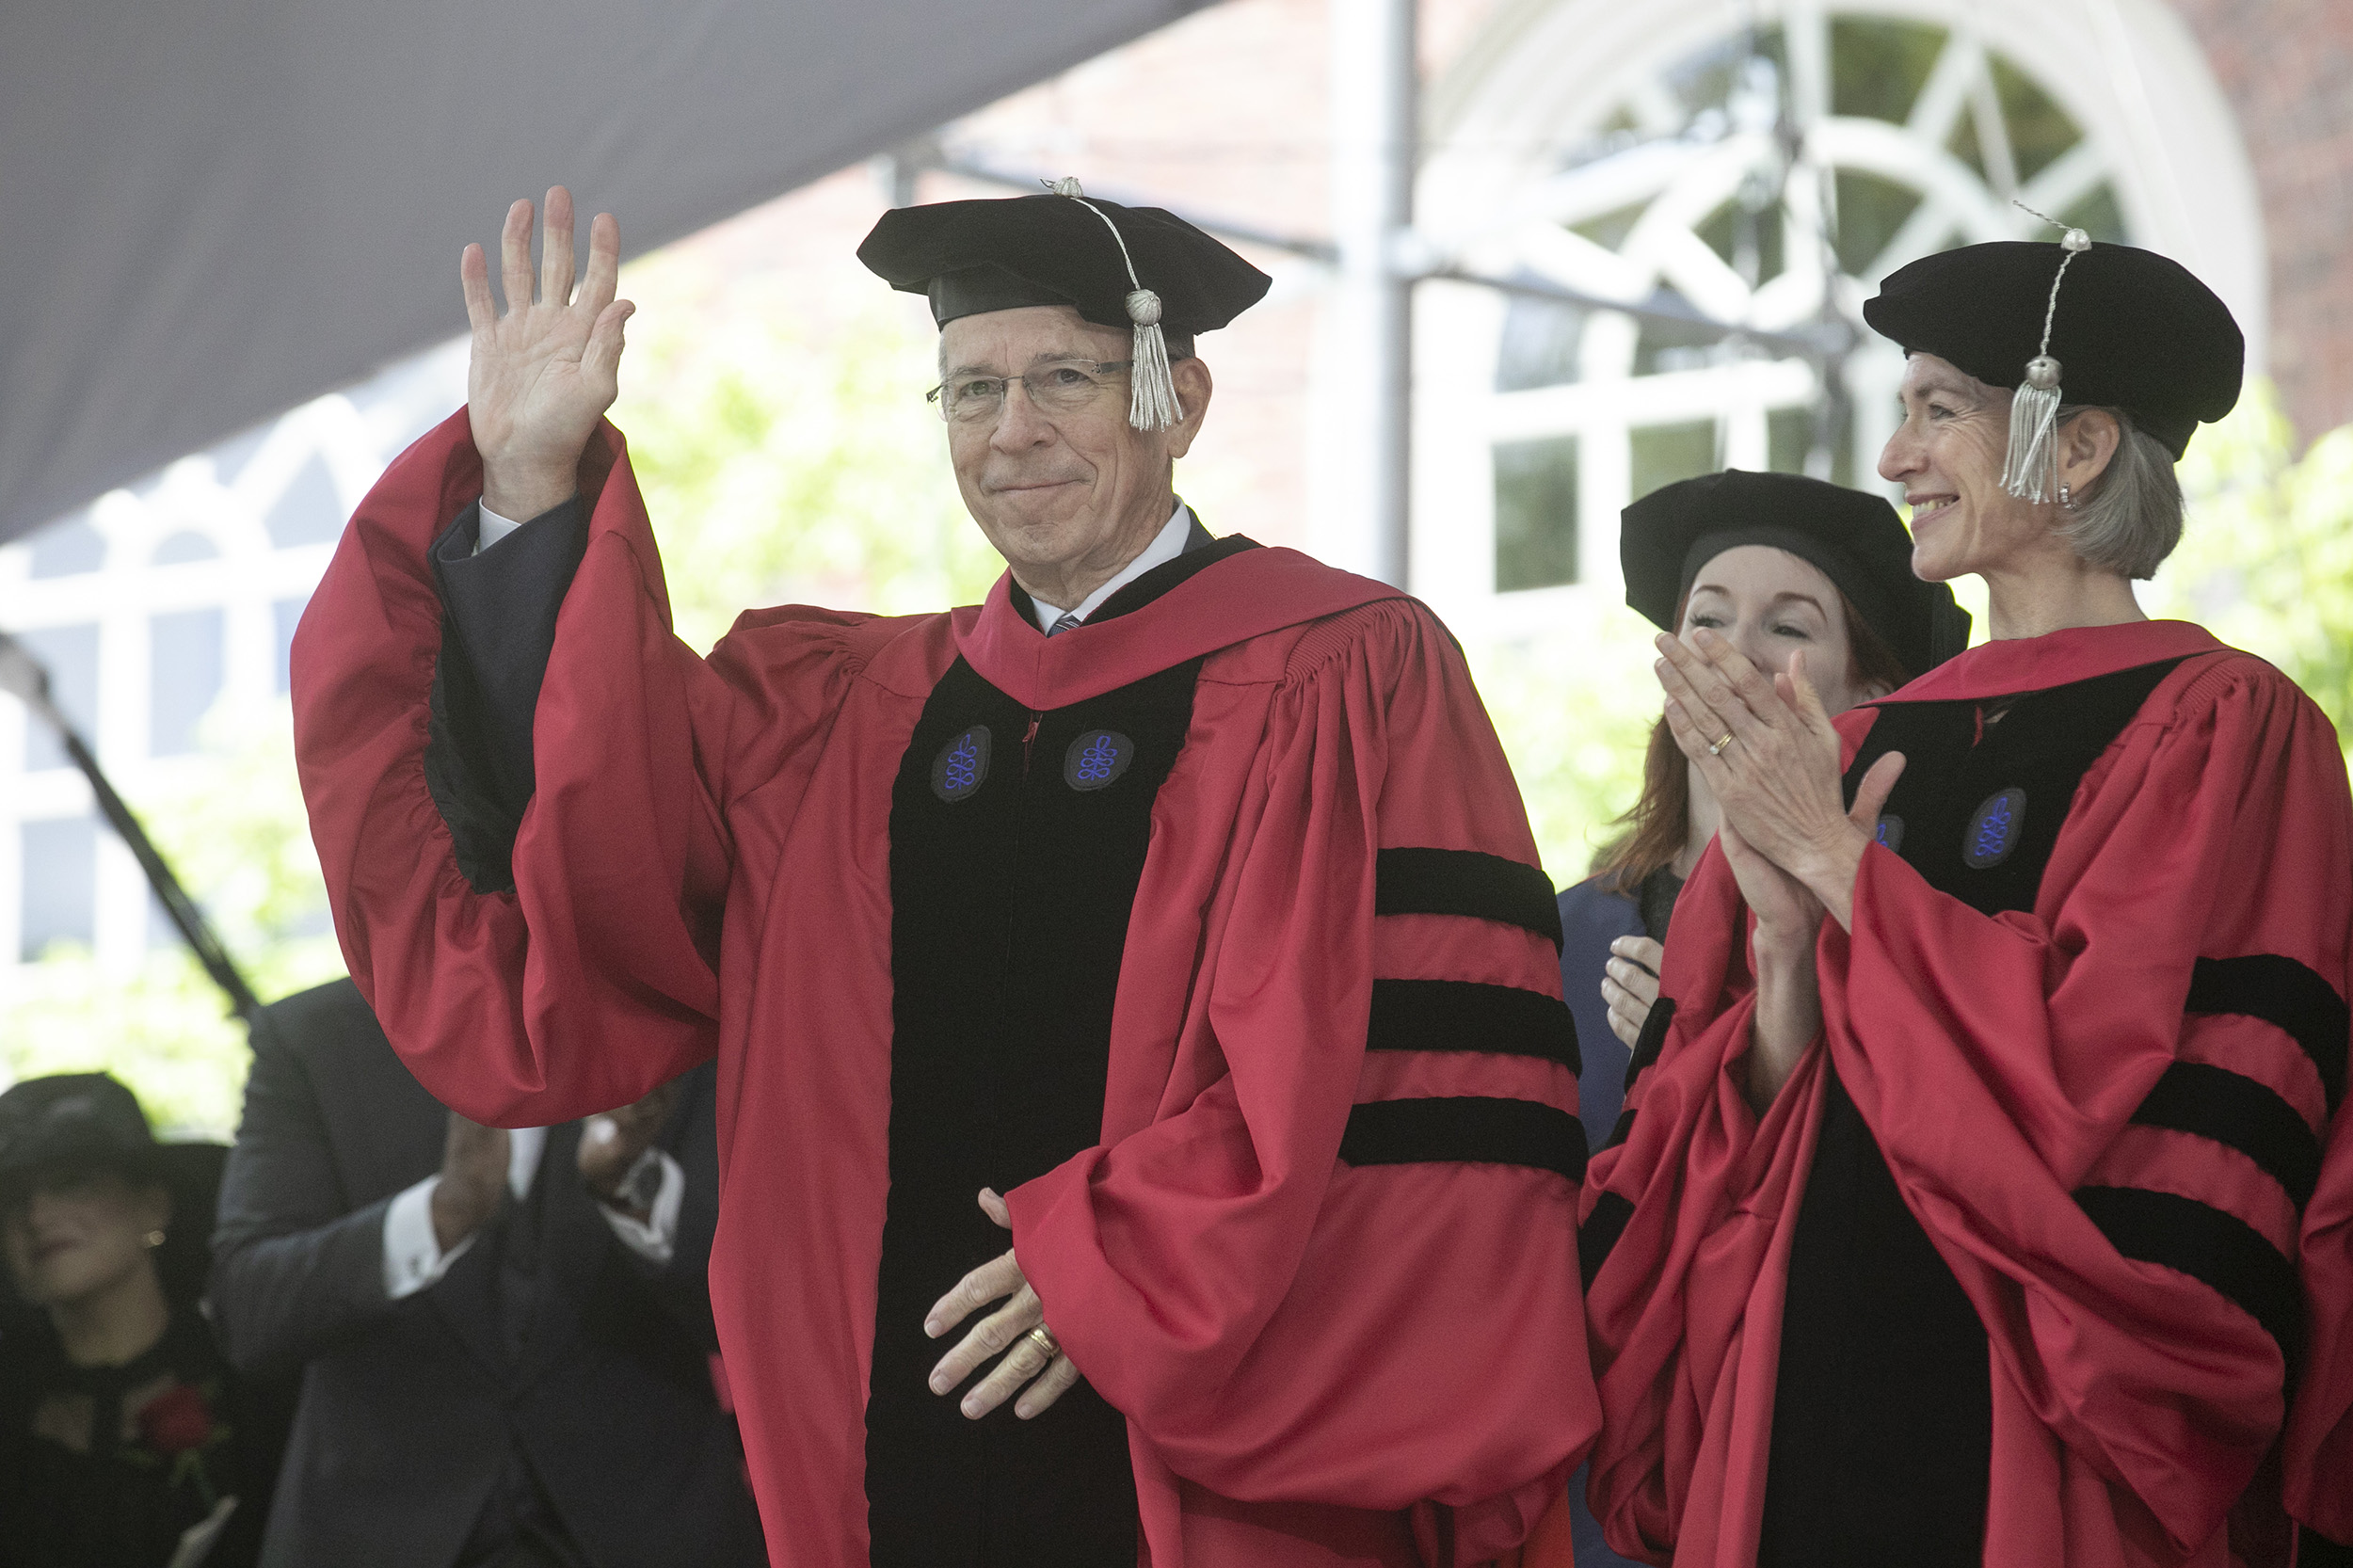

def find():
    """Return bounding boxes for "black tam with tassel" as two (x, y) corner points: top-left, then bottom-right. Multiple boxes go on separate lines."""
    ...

(1864, 241), (2243, 461)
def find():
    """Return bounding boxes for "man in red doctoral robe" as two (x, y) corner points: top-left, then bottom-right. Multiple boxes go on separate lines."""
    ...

(291, 183), (1597, 1566)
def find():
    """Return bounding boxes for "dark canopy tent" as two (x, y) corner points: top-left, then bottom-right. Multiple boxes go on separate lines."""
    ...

(0, 0), (1215, 547)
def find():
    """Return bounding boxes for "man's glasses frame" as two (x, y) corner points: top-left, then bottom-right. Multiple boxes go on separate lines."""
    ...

(926, 359), (1134, 424)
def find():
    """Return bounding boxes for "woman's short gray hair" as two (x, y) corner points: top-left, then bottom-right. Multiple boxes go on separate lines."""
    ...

(2054, 406), (2183, 579)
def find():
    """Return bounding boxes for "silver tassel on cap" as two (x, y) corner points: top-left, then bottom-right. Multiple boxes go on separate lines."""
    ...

(1045, 178), (1182, 431)
(2001, 205), (2092, 503)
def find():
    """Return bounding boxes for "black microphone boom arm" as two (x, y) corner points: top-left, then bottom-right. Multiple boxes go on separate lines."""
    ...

(0, 630), (260, 1021)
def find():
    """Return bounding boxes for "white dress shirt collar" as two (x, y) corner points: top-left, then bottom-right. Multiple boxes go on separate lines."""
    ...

(1026, 501), (1195, 633)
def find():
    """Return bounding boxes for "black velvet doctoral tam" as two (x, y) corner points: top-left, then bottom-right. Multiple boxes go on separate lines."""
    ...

(858, 193), (1271, 335)
(1864, 241), (2243, 457)
(1621, 469), (1971, 681)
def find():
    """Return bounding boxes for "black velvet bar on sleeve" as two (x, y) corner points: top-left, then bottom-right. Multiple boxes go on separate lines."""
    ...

(423, 498), (588, 893)
(2302, 1527), (2353, 1568)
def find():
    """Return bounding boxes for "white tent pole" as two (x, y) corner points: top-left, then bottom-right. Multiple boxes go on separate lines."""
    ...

(1330, 0), (1417, 588)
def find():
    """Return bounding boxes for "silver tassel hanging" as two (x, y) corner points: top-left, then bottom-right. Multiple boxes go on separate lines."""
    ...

(2000, 216), (2092, 503)
(1122, 286), (1180, 431)
(2000, 353), (2066, 503)
(1047, 178), (1182, 432)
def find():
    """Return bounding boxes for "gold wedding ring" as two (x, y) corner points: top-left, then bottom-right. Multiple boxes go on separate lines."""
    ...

(1025, 1325), (1061, 1359)
(1708, 731), (1736, 757)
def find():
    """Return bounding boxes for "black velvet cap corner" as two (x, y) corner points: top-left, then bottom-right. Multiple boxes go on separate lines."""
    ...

(1621, 469), (1970, 680)
(856, 193), (1272, 335)
(1864, 241), (2243, 457)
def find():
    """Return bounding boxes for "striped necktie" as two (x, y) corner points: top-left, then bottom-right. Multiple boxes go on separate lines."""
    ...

(1047, 612), (1082, 637)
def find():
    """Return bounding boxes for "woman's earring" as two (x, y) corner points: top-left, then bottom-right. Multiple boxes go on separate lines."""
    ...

(2057, 483), (2076, 511)
(143, 1229), (166, 1248)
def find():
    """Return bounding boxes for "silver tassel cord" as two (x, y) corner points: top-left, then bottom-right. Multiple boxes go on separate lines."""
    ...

(2000, 352), (2067, 503)
(2001, 207), (2093, 503)
(1047, 178), (1182, 431)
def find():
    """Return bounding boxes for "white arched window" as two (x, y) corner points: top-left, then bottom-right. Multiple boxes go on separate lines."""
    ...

(1409, 0), (2264, 634)
(0, 343), (467, 973)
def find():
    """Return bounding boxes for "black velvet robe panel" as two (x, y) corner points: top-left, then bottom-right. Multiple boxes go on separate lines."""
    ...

(1756, 657), (2186, 1567)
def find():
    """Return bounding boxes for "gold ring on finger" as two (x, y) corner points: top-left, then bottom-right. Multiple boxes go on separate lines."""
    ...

(1025, 1324), (1061, 1359)
(1708, 731), (1737, 757)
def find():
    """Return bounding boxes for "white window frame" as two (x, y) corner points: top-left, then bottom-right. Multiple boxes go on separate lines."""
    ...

(0, 341), (468, 977)
(1407, 0), (2265, 640)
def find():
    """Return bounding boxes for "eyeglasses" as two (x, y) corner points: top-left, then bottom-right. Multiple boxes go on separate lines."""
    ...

(926, 360), (1133, 424)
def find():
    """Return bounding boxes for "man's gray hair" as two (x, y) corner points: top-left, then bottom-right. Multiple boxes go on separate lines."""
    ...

(2055, 407), (2183, 580)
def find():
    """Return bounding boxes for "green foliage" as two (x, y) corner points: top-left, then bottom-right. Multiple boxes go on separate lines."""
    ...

(0, 699), (344, 1138)
(611, 256), (1003, 652)
(2, 952), (269, 1141)
(2144, 380), (2353, 744)
(1466, 605), (1665, 888)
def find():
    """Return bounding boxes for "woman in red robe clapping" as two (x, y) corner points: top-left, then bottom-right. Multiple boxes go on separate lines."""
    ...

(1577, 234), (2353, 1567)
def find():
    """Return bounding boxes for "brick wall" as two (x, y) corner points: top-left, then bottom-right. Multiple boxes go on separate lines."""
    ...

(2170, 0), (2353, 440)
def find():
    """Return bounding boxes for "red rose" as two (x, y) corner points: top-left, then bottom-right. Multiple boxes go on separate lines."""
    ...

(136, 1384), (215, 1457)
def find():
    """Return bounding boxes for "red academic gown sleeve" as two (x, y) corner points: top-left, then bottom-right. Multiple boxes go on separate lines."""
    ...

(1579, 648), (2353, 1568)
(292, 410), (856, 1125)
(1008, 600), (1598, 1566)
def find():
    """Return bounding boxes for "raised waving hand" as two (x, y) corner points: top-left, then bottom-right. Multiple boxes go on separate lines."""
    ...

(460, 185), (633, 520)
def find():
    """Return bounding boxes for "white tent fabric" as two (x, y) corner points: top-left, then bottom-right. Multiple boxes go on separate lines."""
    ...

(0, 0), (1213, 546)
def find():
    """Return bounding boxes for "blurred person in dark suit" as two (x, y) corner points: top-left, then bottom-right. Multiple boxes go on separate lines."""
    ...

(208, 977), (762, 1568)
(0, 1072), (291, 1568)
